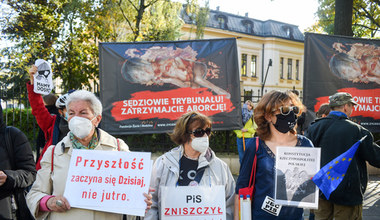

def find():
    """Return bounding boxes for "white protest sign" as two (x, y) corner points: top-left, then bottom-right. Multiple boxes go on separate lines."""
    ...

(64, 149), (151, 216)
(160, 185), (226, 220)
(275, 147), (320, 209)
(34, 59), (53, 95)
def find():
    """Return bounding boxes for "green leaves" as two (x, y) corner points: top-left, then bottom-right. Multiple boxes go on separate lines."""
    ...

(0, 0), (209, 97)
(310, 0), (379, 38)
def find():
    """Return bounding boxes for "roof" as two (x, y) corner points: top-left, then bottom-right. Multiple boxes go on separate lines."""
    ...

(182, 8), (305, 42)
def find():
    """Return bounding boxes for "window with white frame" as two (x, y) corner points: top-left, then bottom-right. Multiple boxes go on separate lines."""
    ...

(296, 59), (300, 80)
(241, 54), (247, 76)
(280, 57), (284, 79)
(251, 55), (257, 77)
(287, 58), (292, 79)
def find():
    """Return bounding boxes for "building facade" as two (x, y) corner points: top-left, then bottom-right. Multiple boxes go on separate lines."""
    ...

(181, 8), (305, 102)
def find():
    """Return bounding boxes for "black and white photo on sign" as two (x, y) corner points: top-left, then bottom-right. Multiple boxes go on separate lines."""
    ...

(275, 146), (320, 209)
(33, 59), (53, 95)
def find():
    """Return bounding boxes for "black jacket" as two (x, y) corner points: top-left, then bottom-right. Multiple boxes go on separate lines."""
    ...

(0, 105), (36, 219)
(305, 113), (380, 206)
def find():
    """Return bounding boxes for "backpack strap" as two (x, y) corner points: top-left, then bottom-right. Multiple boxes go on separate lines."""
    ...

(117, 139), (120, 151)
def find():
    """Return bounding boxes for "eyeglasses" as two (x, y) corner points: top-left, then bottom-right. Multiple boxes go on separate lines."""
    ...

(277, 106), (300, 115)
(189, 128), (212, 137)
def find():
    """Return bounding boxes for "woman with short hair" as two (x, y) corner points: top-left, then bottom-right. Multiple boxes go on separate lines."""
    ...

(26, 90), (152, 220)
(145, 111), (235, 220)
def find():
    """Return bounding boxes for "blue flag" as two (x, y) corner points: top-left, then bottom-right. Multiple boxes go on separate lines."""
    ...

(312, 136), (367, 200)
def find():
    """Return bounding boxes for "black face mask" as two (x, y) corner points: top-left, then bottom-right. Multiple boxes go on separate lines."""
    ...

(273, 111), (297, 133)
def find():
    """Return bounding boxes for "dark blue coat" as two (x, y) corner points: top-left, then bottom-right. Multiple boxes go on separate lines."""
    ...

(305, 113), (380, 205)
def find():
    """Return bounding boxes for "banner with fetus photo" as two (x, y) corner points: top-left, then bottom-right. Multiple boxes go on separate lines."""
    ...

(304, 33), (380, 132)
(99, 38), (241, 134)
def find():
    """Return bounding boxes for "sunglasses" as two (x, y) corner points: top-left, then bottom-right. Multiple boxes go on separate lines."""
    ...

(277, 106), (300, 115)
(189, 128), (212, 137)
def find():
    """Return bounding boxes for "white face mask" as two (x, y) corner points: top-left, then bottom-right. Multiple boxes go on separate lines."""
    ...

(68, 116), (96, 139)
(191, 136), (209, 153)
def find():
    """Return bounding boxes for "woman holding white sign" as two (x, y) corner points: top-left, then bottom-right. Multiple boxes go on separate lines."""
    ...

(145, 111), (235, 220)
(26, 90), (152, 220)
(234, 90), (314, 220)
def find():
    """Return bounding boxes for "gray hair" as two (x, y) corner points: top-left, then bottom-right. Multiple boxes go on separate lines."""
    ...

(66, 90), (103, 116)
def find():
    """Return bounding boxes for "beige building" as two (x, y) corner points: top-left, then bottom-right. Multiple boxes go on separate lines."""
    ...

(181, 8), (305, 102)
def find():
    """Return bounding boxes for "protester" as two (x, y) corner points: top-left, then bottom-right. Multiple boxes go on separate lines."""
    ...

(316, 103), (331, 118)
(242, 100), (254, 125)
(0, 101), (36, 220)
(145, 111), (235, 220)
(234, 100), (257, 164)
(291, 90), (315, 135)
(234, 90), (314, 219)
(35, 93), (59, 161)
(305, 92), (380, 220)
(26, 90), (152, 220)
(28, 65), (72, 170)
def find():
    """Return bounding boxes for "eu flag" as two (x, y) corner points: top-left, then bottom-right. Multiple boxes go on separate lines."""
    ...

(312, 136), (367, 200)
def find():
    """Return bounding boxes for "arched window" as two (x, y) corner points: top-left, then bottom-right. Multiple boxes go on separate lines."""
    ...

(282, 26), (294, 39)
(216, 14), (228, 29)
(242, 20), (253, 34)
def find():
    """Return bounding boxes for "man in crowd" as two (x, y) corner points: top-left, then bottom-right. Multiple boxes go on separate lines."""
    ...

(305, 92), (380, 220)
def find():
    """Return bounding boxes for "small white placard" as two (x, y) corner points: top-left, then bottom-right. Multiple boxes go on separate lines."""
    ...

(261, 196), (281, 216)
(275, 146), (320, 209)
(64, 149), (151, 216)
(34, 59), (53, 95)
(160, 185), (226, 220)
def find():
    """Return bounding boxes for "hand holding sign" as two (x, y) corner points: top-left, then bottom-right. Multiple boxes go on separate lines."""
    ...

(31, 59), (54, 95)
(46, 195), (71, 212)
(64, 149), (152, 216)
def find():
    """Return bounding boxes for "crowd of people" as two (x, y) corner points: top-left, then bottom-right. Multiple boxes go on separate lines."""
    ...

(0, 65), (379, 220)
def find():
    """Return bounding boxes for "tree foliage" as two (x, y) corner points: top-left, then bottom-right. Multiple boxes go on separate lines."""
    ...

(0, 0), (115, 96)
(308, 0), (380, 38)
(182, 0), (209, 39)
(0, 0), (208, 98)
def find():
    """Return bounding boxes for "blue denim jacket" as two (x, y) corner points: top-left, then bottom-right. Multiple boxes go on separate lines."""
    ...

(236, 135), (314, 219)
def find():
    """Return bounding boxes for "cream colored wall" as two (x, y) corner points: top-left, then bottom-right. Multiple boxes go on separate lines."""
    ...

(181, 24), (305, 98)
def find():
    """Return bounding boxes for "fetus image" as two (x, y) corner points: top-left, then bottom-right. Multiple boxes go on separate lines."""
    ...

(121, 46), (231, 99)
(329, 42), (380, 85)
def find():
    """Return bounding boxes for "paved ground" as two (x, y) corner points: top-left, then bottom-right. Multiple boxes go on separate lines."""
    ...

(363, 175), (380, 220)
(233, 174), (380, 220)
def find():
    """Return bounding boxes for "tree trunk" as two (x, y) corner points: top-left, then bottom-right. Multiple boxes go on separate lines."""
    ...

(334, 0), (353, 36)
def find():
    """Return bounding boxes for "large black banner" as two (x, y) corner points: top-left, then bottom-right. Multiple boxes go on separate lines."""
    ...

(99, 38), (241, 135)
(304, 33), (380, 132)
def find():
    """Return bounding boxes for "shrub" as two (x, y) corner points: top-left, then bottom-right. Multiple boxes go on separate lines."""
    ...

(2, 108), (38, 151)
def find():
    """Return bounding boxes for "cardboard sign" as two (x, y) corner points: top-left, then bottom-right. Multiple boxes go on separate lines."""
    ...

(34, 59), (53, 95)
(64, 149), (152, 216)
(160, 185), (226, 220)
(275, 147), (320, 209)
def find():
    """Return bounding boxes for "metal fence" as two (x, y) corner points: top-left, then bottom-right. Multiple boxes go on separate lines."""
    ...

(0, 88), (250, 154)
(1, 86), (39, 151)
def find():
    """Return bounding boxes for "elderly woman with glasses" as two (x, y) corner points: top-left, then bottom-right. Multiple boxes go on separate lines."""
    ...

(234, 90), (314, 220)
(145, 111), (235, 220)
(26, 90), (152, 220)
